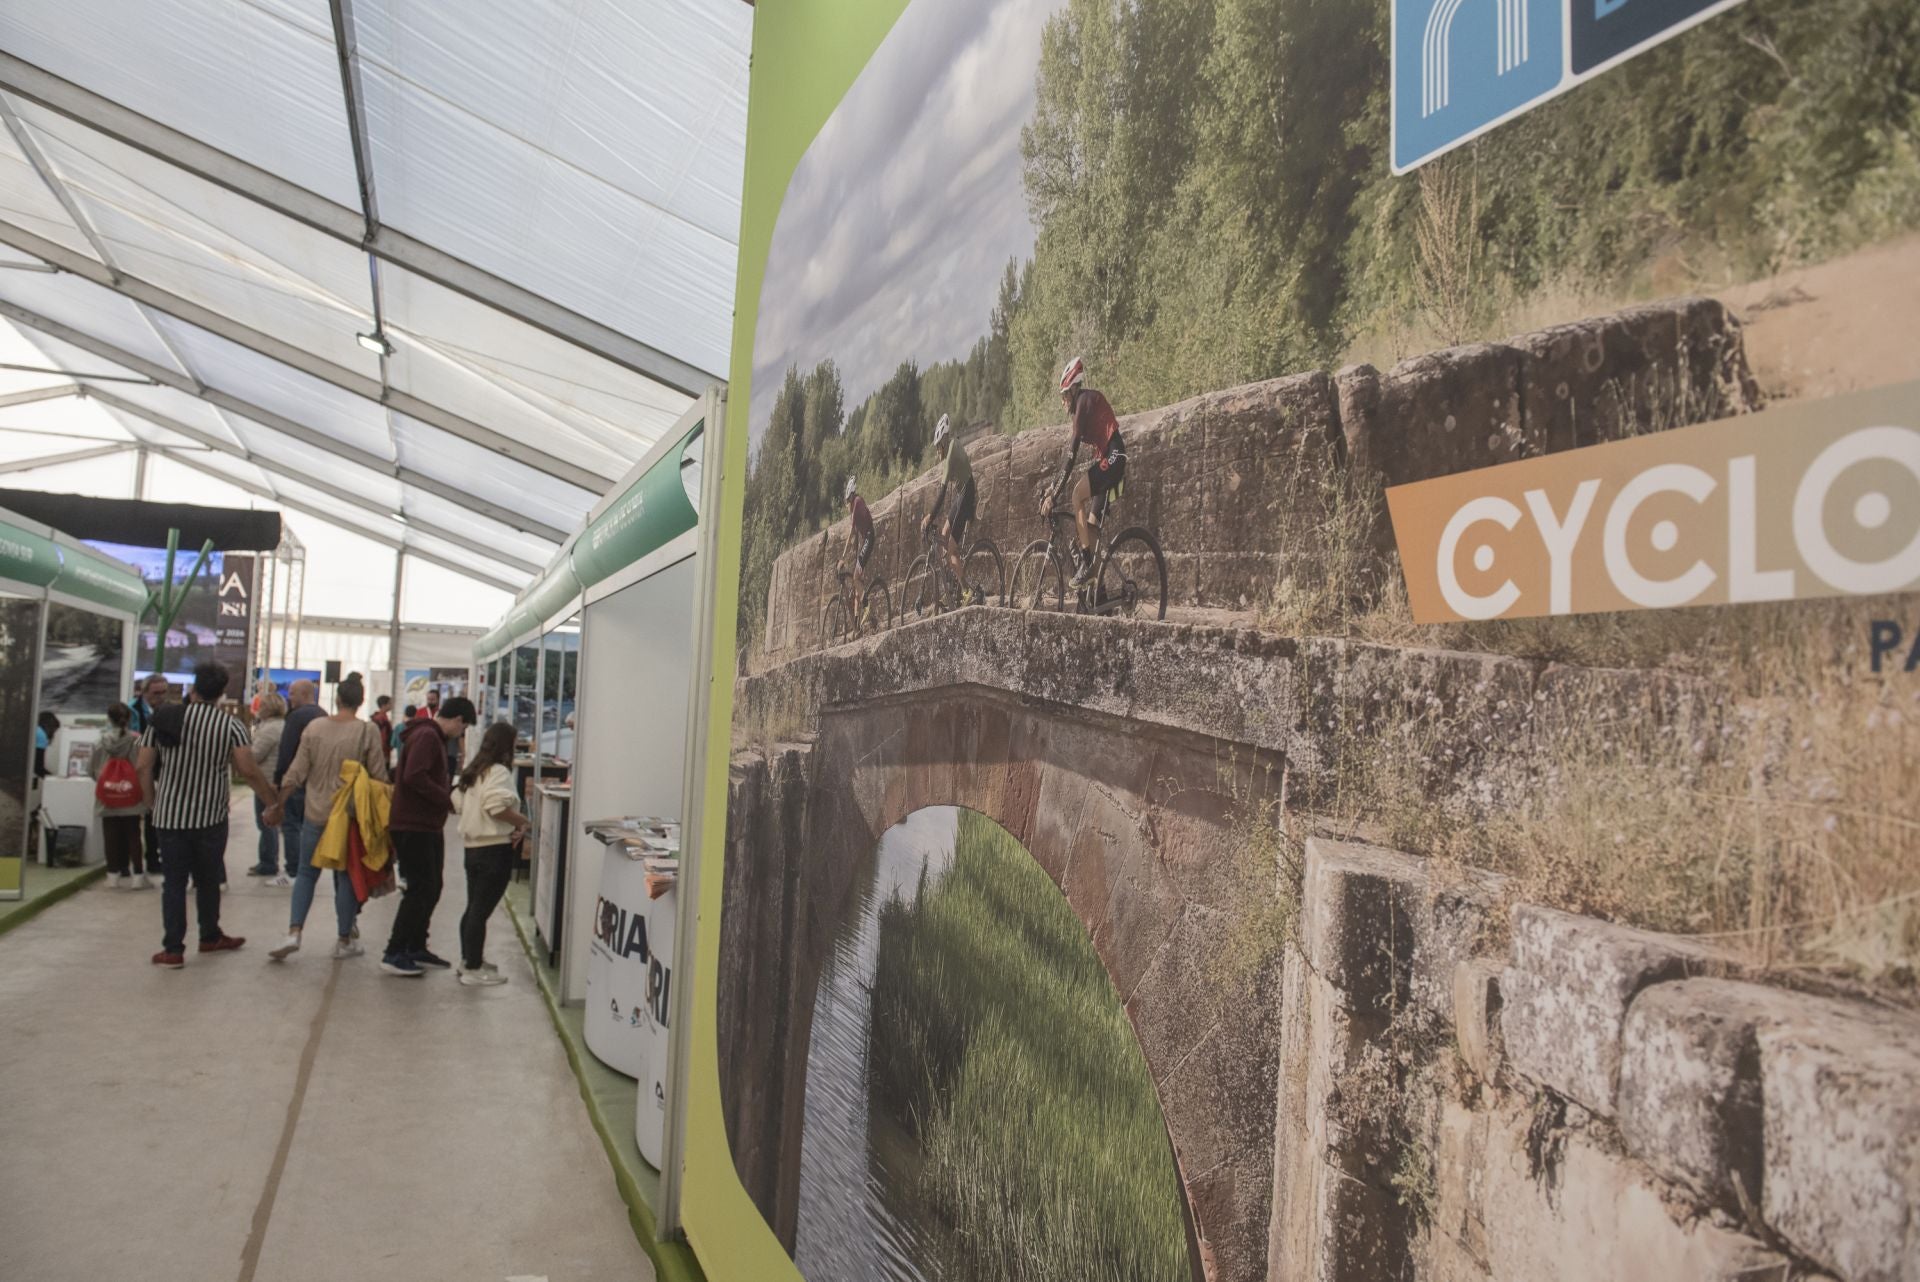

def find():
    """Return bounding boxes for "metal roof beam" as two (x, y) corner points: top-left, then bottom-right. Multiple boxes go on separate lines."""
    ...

(0, 297), (572, 542)
(0, 220), (610, 493)
(88, 390), (546, 577)
(159, 448), (525, 596)
(0, 382), (80, 409)
(0, 51), (719, 397)
(0, 440), (129, 473)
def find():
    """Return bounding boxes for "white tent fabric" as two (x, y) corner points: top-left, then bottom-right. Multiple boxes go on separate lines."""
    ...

(0, 0), (748, 594)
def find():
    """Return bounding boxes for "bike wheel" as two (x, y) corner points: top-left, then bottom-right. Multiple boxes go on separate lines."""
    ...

(962, 538), (1004, 607)
(1009, 540), (1065, 612)
(1094, 527), (1168, 621)
(903, 553), (939, 619)
(822, 595), (850, 646)
(866, 578), (894, 632)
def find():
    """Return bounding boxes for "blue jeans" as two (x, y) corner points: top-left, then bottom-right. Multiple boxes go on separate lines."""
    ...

(280, 788), (306, 859)
(252, 794), (285, 874)
(288, 817), (358, 940)
(158, 821), (228, 954)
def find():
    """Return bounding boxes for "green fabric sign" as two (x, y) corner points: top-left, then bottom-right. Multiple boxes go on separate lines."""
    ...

(568, 424), (702, 591)
(50, 536), (147, 617)
(0, 516), (60, 590)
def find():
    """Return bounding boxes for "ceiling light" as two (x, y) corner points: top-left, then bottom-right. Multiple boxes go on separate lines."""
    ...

(356, 329), (394, 357)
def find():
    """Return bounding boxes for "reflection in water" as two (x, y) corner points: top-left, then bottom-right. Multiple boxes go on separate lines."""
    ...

(793, 806), (958, 1282)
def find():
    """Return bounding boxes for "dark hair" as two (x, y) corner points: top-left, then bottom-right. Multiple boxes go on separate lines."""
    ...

(336, 675), (366, 710)
(107, 701), (131, 730)
(403, 704), (417, 719)
(459, 721), (517, 790)
(38, 710), (60, 734)
(193, 662), (230, 702)
(439, 696), (477, 727)
(377, 695), (392, 709)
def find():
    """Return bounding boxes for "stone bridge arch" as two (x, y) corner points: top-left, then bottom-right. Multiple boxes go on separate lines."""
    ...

(719, 682), (1286, 1282)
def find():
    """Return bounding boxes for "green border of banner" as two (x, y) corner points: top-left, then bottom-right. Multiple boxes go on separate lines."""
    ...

(679, 2), (910, 1278)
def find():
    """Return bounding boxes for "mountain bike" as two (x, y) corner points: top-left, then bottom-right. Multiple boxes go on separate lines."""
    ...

(1009, 504), (1167, 621)
(902, 516), (1003, 618)
(822, 566), (892, 646)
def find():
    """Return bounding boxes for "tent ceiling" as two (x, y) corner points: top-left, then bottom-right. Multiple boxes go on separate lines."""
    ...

(0, 0), (747, 594)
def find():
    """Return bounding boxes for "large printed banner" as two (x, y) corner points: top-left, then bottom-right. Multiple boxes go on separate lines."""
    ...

(688, 2), (1920, 1281)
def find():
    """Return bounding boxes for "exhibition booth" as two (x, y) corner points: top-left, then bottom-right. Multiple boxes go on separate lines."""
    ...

(0, 505), (148, 899)
(471, 389), (722, 1177)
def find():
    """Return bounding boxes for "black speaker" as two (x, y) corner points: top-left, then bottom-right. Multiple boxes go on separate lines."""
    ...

(324, 660), (342, 684)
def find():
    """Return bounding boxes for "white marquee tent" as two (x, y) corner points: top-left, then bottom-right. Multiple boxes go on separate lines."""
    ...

(0, 0), (748, 644)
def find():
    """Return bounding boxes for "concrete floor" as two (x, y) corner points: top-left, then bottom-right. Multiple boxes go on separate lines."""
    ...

(0, 796), (655, 1282)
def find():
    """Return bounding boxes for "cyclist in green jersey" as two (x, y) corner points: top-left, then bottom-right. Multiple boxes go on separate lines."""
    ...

(920, 414), (979, 604)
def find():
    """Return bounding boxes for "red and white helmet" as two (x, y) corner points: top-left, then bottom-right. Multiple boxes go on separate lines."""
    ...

(1059, 357), (1086, 395)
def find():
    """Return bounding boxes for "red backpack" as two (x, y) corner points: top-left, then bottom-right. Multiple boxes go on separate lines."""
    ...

(95, 755), (141, 810)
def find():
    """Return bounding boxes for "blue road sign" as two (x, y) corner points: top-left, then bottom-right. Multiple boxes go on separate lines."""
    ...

(1392, 0), (1751, 173)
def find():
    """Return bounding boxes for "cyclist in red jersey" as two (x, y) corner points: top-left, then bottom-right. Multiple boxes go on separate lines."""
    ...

(1040, 356), (1127, 584)
(841, 475), (877, 626)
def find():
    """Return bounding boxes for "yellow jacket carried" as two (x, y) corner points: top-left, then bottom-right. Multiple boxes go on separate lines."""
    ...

(314, 759), (393, 873)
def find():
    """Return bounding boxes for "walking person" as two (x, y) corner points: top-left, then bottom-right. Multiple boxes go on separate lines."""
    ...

(384, 695), (476, 976)
(129, 673), (171, 875)
(452, 721), (529, 986)
(246, 692), (290, 880)
(136, 663), (281, 969)
(371, 695), (394, 763)
(276, 679), (323, 889)
(268, 676), (390, 963)
(89, 702), (150, 888)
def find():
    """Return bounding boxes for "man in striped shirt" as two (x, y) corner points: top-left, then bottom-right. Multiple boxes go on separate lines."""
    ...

(137, 662), (284, 969)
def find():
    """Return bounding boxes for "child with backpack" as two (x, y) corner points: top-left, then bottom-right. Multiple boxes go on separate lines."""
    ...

(90, 701), (150, 888)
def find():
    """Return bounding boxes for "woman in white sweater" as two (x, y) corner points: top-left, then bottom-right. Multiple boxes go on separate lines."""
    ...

(452, 721), (529, 986)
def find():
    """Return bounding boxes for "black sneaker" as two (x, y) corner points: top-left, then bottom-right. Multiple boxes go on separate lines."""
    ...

(245, 866), (271, 877)
(379, 953), (423, 977)
(411, 950), (452, 969)
(1070, 551), (1094, 586)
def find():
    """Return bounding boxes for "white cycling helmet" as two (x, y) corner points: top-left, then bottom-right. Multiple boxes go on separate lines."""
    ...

(843, 474), (858, 502)
(1059, 356), (1086, 395)
(932, 414), (952, 449)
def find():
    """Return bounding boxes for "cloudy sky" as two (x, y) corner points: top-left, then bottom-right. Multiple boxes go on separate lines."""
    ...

(748, 0), (1061, 447)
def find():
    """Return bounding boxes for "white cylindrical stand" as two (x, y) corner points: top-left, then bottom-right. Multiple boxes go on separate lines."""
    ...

(636, 880), (676, 1168)
(582, 848), (657, 1080)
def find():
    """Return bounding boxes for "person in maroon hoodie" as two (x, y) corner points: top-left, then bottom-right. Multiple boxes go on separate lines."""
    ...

(382, 695), (476, 975)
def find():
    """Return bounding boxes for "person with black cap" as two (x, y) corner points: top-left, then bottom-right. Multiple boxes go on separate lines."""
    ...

(383, 694), (476, 976)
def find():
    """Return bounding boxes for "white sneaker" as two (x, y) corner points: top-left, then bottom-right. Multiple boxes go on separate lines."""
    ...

(135, 874), (153, 889)
(332, 939), (365, 960)
(111, 874), (130, 889)
(271, 873), (292, 887)
(268, 934), (302, 962)
(458, 966), (508, 987)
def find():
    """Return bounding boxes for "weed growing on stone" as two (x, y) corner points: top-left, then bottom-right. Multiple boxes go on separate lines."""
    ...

(1208, 756), (1306, 993)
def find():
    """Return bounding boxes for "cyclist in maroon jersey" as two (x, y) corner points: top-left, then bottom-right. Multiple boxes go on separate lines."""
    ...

(841, 475), (878, 627)
(1039, 356), (1127, 584)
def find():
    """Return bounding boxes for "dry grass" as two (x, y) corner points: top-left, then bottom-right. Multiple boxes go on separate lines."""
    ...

(1318, 598), (1920, 983)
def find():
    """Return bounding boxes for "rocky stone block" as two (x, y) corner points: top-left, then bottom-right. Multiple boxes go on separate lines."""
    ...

(1508, 296), (1762, 454)
(1616, 978), (1787, 1214)
(1501, 906), (1731, 1115)
(1758, 1000), (1920, 1282)
(1370, 342), (1525, 488)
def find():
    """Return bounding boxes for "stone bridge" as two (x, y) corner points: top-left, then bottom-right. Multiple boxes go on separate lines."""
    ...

(716, 607), (1769, 1281)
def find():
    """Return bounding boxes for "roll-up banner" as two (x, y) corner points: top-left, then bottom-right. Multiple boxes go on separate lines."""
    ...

(684, 3), (1920, 1281)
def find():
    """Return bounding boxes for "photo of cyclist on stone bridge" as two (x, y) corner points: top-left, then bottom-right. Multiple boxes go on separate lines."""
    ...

(721, 0), (1920, 1278)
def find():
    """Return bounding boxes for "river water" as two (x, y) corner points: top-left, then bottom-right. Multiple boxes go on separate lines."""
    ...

(792, 805), (959, 1282)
